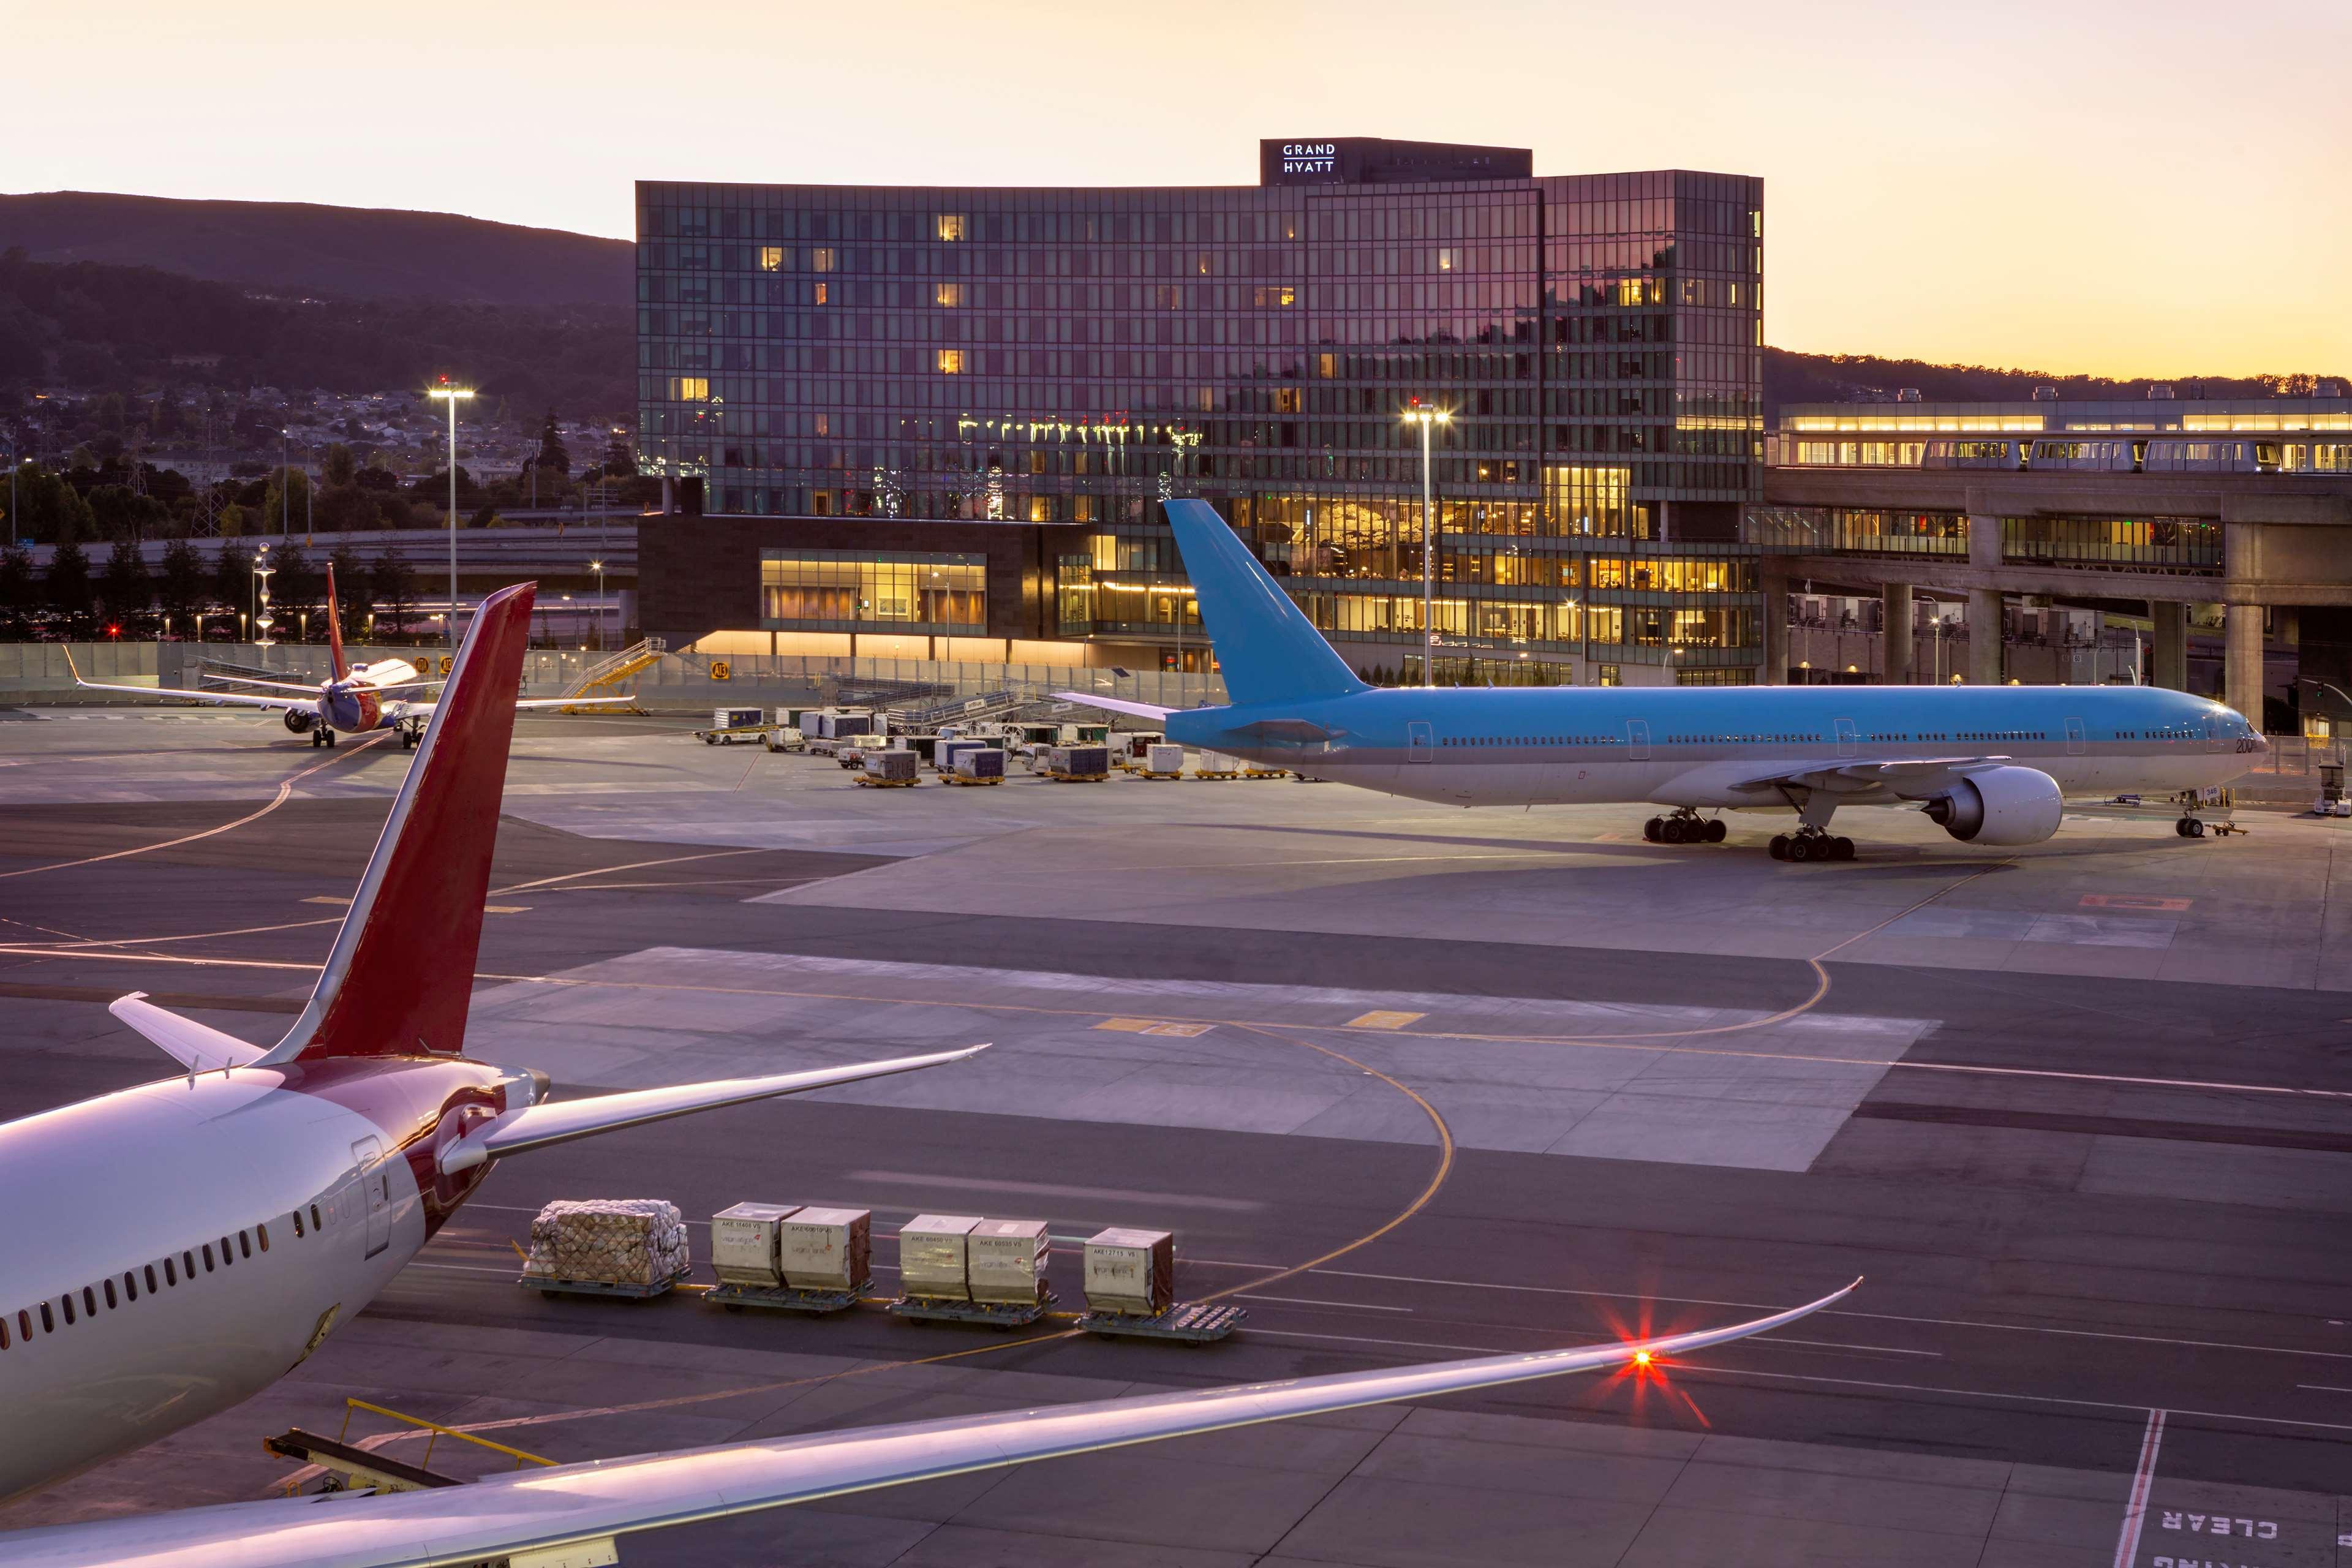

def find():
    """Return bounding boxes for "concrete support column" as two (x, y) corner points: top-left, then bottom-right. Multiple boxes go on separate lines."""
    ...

(2150, 601), (2188, 690)
(1967, 586), (2004, 685)
(2225, 602), (2264, 725)
(1967, 513), (2002, 570)
(1760, 567), (1790, 684)
(1882, 583), (1914, 685)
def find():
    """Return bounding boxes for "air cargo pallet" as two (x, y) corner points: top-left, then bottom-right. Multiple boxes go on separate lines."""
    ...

(887, 1291), (1057, 1329)
(1241, 767), (1286, 780)
(1044, 771), (1109, 783)
(941, 774), (1003, 786)
(1075, 1301), (1246, 1344)
(517, 1270), (687, 1301)
(1139, 769), (1185, 780)
(853, 774), (921, 788)
(708, 1278), (872, 1314)
(1189, 767), (1240, 780)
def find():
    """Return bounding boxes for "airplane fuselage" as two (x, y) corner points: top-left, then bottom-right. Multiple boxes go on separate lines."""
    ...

(0, 1058), (521, 1504)
(1167, 683), (2260, 812)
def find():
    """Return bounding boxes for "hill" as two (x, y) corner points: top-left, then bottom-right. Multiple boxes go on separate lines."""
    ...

(0, 254), (631, 413)
(0, 191), (631, 307)
(1762, 347), (2337, 411)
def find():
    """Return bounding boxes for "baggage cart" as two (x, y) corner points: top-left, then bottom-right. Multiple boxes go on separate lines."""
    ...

(707, 1279), (870, 1314)
(886, 1292), (1058, 1329)
(518, 1271), (687, 1300)
(1191, 752), (1242, 780)
(697, 706), (768, 745)
(1074, 1301), (1246, 1343)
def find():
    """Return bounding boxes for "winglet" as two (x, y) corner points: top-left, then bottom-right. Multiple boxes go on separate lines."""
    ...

(110, 992), (265, 1072)
(255, 581), (537, 1066)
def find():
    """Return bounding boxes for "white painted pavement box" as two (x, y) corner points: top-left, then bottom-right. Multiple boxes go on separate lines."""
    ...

(897, 1213), (982, 1300)
(709, 1202), (799, 1287)
(778, 1206), (871, 1291)
(1082, 1227), (1174, 1316)
(966, 1218), (1051, 1305)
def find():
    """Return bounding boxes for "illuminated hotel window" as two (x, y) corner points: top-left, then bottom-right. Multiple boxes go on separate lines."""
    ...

(810, 247), (836, 272)
(813, 282), (829, 305)
(936, 214), (965, 241)
(670, 376), (709, 402)
(1253, 285), (1296, 307)
(934, 282), (964, 307)
(937, 349), (964, 374)
(1436, 247), (1461, 272)
(758, 246), (783, 271)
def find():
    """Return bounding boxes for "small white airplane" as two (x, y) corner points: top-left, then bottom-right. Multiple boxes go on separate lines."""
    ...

(0, 576), (1856, 1566)
(67, 564), (629, 748)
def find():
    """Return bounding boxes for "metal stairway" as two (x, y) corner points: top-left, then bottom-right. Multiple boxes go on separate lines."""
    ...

(558, 638), (664, 713)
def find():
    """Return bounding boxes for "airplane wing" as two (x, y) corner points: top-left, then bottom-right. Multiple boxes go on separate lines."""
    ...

(1053, 690), (1174, 722)
(391, 694), (637, 722)
(1725, 755), (2016, 799)
(0, 1279), (1858, 1568)
(194, 674), (330, 696)
(437, 1045), (989, 1172)
(108, 993), (266, 1072)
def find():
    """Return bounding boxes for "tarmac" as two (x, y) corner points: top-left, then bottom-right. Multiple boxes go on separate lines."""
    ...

(2, 706), (2349, 1566)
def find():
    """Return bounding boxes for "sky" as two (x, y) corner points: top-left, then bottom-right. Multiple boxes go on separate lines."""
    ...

(13, 0), (2350, 378)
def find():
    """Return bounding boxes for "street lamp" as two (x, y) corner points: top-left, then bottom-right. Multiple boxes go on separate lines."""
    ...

(252, 545), (276, 656)
(589, 559), (605, 652)
(428, 379), (476, 654)
(1401, 401), (1451, 687)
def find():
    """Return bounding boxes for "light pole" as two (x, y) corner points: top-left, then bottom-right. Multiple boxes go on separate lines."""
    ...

(590, 558), (605, 652)
(1401, 401), (1450, 686)
(252, 544), (276, 659)
(428, 380), (476, 654)
(280, 429), (290, 538)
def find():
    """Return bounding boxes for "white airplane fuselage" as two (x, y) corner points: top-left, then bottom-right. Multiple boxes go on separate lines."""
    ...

(0, 1057), (519, 1504)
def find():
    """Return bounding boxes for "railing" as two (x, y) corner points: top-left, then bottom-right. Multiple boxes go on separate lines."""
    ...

(558, 638), (665, 710)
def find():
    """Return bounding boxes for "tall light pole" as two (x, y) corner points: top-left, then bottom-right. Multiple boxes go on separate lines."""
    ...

(590, 558), (605, 652)
(279, 429), (290, 538)
(1401, 401), (1450, 687)
(252, 543), (276, 660)
(428, 380), (475, 654)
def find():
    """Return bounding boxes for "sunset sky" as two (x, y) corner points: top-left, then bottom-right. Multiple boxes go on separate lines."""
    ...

(16, 0), (2348, 377)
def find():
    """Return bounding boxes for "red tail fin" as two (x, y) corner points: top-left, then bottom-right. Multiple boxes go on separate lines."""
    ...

(325, 562), (349, 681)
(257, 581), (535, 1064)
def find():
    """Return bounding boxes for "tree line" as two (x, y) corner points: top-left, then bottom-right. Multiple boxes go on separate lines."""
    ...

(0, 536), (423, 643)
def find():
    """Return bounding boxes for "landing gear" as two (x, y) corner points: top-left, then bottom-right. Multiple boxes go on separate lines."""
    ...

(2175, 815), (2206, 838)
(1645, 811), (1727, 846)
(310, 726), (337, 749)
(1770, 830), (1854, 862)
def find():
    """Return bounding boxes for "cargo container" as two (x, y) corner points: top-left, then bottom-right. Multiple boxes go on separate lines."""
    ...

(813, 709), (875, 740)
(1192, 752), (1241, 778)
(1046, 744), (1110, 780)
(952, 748), (1006, 782)
(519, 1199), (690, 1294)
(709, 1202), (801, 1287)
(714, 707), (764, 731)
(897, 1213), (982, 1300)
(967, 1218), (1052, 1305)
(936, 738), (989, 774)
(778, 1207), (872, 1291)
(1143, 744), (1185, 778)
(1081, 1227), (1175, 1317)
(861, 749), (919, 785)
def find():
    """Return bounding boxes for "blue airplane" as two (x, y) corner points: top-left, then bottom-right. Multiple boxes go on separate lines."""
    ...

(1060, 500), (2266, 859)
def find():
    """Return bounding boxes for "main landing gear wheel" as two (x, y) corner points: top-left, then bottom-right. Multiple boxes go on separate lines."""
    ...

(1772, 832), (1853, 862)
(1646, 813), (1727, 846)
(2176, 816), (2206, 838)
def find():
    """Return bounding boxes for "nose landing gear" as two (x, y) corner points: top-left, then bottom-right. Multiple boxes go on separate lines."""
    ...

(2174, 815), (2206, 837)
(1770, 829), (1855, 862)
(309, 726), (338, 748)
(1644, 810), (1727, 846)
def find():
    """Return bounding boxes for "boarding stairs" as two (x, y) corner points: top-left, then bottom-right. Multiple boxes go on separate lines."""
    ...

(557, 637), (663, 713)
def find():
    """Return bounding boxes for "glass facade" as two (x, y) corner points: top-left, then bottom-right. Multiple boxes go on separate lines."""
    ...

(639, 148), (1765, 678)
(760, 549), (985, 631)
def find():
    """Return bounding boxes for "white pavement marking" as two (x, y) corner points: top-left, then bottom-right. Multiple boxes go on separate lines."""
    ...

(2112, 1408), (2166, 1568)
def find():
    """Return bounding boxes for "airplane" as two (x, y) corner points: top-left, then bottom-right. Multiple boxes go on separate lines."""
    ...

(0, 572), (1859, 1566)
(1061, 500), (2268, 859)
(64, 564), (629, 750)
(0, 579), (989, 1510)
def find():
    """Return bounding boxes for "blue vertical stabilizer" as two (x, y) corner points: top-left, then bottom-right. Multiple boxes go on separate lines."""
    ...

(1164, 500), (1368, 707)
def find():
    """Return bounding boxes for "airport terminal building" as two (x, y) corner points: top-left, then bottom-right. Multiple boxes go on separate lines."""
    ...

(636, 140), (1768, 685)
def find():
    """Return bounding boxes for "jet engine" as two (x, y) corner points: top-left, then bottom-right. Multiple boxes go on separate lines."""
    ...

(282, 709), (315, 734)
(1922, 766), (2064, 845)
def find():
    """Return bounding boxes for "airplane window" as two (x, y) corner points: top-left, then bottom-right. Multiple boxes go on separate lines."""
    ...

(293, 1211), (304, 1239)
(83, 1286), (96, 1316)
(202, 1245), (214, 1273)
(61, 1295), (74, 1326)
(239, 1232), (252, 1261)
(40, 1303), (54, 1333)
(144, 1265), (156, 1292)
(164, 1257), (176, 1286)
(103, 1279), (116, 1310)
(1, 1317), (8, 1349)
(16, 1310), (28, 1340)
(258, 1224), (270, 1253)
(220, 1236), (234, 1267)
(124, 1272), (137, 1303)
(183, 1251), (194, 1278)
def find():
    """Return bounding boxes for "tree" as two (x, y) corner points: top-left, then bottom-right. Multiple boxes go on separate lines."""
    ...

(259, 467), (313, 538)
(212, 541), (254, 636)
(157, 539), (205, 631)
(96, 537), (150, 631)
(45, 538), (91, 634)
(6, 461), (97, 545)
(215, 501), (245, 538)
(533, 412), (570, 477)
(468, 505), (501, 529)
(270, 545), (318, 639)
(328, 544), (371, 639)
(0, 544), (32, 638)
(371, 548), (417, 640)
(322, 442), (357, 488)
(87, 484), (168, 543)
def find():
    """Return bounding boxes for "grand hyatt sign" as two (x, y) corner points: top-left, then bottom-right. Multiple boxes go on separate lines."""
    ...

(1276, 142), (1338, 178)
(1255, 137), (1533, 187)
(1259, 138), (1351, 184)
